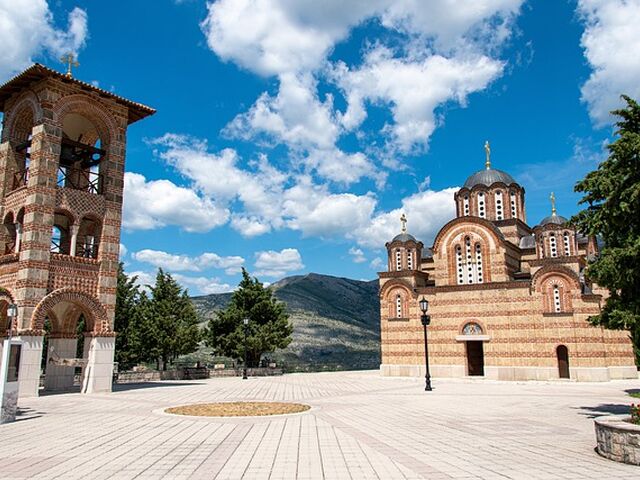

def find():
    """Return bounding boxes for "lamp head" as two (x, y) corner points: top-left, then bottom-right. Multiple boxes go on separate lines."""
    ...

(418, 297), (429, 314)
(243, 318), (249, 326)
(7, 303), (17, 318)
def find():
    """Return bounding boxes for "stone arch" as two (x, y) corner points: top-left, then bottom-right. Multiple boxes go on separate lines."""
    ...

(379, 279), (414, 299)
(531, 265), (581, 292)
(457, 319), (487, 335)
(52, 94), (118, 149)
(433, 217), (505, 254)
(31, 288), (109, 333)
(0, 287), (15, 334)
(3, 91), (43, 143)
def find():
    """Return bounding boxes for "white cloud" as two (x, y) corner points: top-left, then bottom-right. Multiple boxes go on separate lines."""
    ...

(254, 248), (304, 278)
(348, 247), (367, 263)
(578, 0), (640, 125)
(0, 1), (88, 81)
(333, 47), (503, 153)
(370, 257), (385, 270)
(122, 172), (229, 233)
(172, 274), (233, 295)
(354, 187), (458, 249)
(119, 243), (127, 259)
(133, 249), (244, 275)
(127, 270), (155, 291)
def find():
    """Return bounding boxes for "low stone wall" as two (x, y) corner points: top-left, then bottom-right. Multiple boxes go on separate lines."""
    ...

(115, 367), (283, 383)
(594, 415), (640, 465)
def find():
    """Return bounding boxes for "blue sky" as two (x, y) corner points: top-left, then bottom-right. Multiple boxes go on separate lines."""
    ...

(2, 0), (640, 294)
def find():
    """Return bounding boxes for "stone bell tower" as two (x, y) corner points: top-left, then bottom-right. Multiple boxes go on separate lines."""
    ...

(0, 63), (154, 396)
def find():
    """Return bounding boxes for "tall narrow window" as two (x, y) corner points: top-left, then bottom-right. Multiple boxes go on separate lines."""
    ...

(456, 245), (464, 284)
(463, 195), (470, 216)
(396, 294), (402, 318)
(395, 249), (402, 271)
(549, 234), (558, 257)
(465, 237), (473, 283)
(553, 285), (561, 312)
(510, 190), (517, 218)
(563, 232), (571, 256)
(478, 193), (486, 219)
(51, 226), (62, 253)
(495, 191), (503, 220)
(475, 243), (483, 283)
(407, 250), (413, 270)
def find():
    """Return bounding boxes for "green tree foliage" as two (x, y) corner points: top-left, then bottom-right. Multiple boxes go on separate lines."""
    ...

(572, 95), (640, 364)
(206, 268), (293, 367)
(114, 266), (201, 370)
(146, 269), (201, 370)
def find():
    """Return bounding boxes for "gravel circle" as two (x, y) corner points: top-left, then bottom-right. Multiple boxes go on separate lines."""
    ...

(165, 401), (311, 417)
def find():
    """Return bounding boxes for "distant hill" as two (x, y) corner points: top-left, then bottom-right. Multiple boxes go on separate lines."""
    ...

(191, 273), (381, 371)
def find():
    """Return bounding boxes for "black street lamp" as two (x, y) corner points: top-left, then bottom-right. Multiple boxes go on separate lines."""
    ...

(419, 297), (432, 392)
(242, 318), (249, 380)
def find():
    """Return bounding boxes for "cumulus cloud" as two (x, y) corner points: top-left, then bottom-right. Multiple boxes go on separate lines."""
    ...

(254, 248), (304, 278)
(354, 187), (458, 249)
(578, 0), (640, 125)
(202, 0), (523, 164)
(172, 274), (233, 295)
(348, 247), (367, 263)
(133, 249), (245, 275)
(119, 243), (128, 259)
(122, 172), (229, 233)
(0, 0), (88, 81)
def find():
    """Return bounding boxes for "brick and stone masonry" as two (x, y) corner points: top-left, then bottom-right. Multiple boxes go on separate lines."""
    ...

(0, 64), (154, 396)
(379, 148), (637, 381)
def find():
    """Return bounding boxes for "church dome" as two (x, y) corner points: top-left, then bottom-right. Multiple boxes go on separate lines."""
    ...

(538, 214), (568, 226)
(463, 168), (517, 189)
(392, 232), (417, 243)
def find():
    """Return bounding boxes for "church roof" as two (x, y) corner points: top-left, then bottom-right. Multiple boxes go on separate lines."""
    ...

(391, 232), (417, 243)
(0, 64), (155, 125)
(538, 214), (569, 226)
(463, 168), (518, 189)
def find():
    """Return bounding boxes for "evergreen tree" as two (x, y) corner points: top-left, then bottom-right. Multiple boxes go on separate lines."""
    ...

(571, 95), (640, 365)
(206, 268), (293, 367)
(147, 269), (201, 370)
(114, 263), (142, 369)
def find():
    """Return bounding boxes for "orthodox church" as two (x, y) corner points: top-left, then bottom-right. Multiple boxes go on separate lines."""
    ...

(378, 143), (636, 381)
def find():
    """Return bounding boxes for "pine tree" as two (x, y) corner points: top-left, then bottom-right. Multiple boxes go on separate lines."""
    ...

(206, 268), (292, 367)
(114, 263), (142, 369)
(146, 269), (201, 370)
(572, 95), (640, 365)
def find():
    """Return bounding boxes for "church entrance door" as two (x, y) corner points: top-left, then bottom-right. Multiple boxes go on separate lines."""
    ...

(466, 341), (484, 376)
(556, 345), (570, 379)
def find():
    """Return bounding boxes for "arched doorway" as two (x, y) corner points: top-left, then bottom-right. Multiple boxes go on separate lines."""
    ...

(461, 322), (485, 376)
(556, 345), (570, 379)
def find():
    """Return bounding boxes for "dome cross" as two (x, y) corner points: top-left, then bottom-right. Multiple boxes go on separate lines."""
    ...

(400, 213), (407, 233)
(484, 140), (491, 170)
(550, 192), (557, 216)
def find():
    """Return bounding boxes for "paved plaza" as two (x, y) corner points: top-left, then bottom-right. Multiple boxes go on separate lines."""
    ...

(1, 371), (639, 479)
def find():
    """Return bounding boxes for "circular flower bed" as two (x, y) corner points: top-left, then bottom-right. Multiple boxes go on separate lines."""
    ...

(165, 401), (311, 417)
(594, 415), (640, 465)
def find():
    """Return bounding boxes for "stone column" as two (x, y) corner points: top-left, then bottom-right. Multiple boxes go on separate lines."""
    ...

(69, 224), (79, 257)
(14, 222), (22, 252)
(14, 335), (43, 398)
(81, 335), (115, 394)
(44, 337), (77, 391)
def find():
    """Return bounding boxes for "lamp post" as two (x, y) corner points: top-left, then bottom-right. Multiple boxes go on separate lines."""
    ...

(242, 318), (249, 380)
(419, 297), (432, 391)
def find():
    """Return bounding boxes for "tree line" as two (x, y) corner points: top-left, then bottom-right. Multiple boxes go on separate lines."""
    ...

(115, 265), (293, 371)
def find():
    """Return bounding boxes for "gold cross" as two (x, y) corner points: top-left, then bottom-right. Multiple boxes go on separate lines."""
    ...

(60, 53), (79, 77)
(400, 213), (407, 233)
(484, 140), (491, 170)
(550, 192), (556, 215)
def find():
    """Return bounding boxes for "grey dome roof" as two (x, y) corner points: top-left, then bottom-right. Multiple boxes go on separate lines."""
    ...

(392, 232), (417, 243)
(463, 168), (518, 189)
(539, 214), (568, 226)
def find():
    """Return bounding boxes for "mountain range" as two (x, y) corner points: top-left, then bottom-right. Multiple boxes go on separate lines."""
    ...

(190, 273), (381, 371)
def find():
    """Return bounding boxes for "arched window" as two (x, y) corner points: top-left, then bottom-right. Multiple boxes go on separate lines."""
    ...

(553, 285), (561, 312)
(549, 233), (558, 257)
(462, 322), (483, 335)
(495, 191), (503, 220)
(510, 190), (517, 218)
(395, 249), (402, 271)
(477, 193), (486, 219)
(463, 195), (470, 216)
(475, 243), (483, 283)
(563, 232), (571, 256)
(396, 294), (402, 318)
(407, 249), (413, 270)
(465, 237), (473, 283)
(456, 245), (464, 284)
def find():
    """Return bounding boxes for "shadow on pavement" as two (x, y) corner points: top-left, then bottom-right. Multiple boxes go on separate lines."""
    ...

(577, 403), (631, 418)
(113, 381), (206, 392)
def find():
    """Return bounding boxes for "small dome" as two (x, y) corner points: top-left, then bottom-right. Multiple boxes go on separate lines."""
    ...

(539, 214), (568, 226)
(392, 232), (417, 243)
(463, 168), (518, 189)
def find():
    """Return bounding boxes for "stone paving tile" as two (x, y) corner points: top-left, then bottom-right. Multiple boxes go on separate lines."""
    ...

(0, 371), (639, 479)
